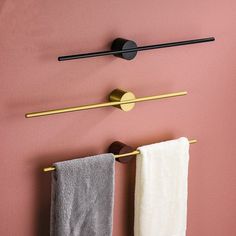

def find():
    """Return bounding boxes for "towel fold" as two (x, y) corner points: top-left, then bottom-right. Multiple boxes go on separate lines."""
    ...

(134, 137), (190, 236)
(50, 153), (115, 236)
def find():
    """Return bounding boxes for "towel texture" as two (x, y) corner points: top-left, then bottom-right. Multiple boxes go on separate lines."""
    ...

(50, 153), (115, 236)
(134, 137), (190, 236)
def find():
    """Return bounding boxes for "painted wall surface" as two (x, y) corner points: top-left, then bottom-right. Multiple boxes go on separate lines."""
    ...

(1, 0), (236, 235)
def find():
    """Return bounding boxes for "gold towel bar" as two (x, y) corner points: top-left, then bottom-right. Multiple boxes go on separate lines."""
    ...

(25, 88), (187, 118)
(43, 139), (197, 172)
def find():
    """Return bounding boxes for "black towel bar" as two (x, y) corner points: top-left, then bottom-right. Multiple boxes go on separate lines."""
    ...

(58, 37), (215, 61)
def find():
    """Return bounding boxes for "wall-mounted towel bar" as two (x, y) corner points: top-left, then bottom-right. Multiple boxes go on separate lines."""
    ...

(25, 89), (187, 118)
(43, 139), (197, 172)
(58, 37), (215, 61)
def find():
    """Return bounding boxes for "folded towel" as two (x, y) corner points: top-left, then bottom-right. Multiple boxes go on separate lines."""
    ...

(50, 153), (115, 236)
(134, 137), (190, 236)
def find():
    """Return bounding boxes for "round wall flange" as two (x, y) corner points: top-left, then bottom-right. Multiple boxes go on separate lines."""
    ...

(109, 88), (136, 111)
(111, 38), (138, 60)
(108, 141), (136, 163)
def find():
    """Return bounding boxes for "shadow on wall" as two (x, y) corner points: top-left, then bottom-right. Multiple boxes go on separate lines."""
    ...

(34, 162), (51, 236)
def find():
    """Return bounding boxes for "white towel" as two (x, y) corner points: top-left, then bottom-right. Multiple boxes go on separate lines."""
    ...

(134, 137), (190, 236)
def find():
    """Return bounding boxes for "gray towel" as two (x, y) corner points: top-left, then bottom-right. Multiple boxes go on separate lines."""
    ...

(50, 153), (115, 236)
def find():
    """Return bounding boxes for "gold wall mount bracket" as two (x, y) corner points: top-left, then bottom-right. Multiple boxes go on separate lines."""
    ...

(109, 89), (136, 111)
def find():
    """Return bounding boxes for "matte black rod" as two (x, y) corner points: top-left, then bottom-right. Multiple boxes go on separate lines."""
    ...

(58, 37), (215, 61)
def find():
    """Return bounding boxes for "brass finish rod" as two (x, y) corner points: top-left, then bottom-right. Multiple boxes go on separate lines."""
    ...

(25, 91), (187, 118)
(43, 139), (197, 172)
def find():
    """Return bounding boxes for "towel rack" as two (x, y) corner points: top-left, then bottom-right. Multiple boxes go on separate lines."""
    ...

(43, 139), (197, 172)
(58, 37), (215, 61)
(25, 89), (187, 118)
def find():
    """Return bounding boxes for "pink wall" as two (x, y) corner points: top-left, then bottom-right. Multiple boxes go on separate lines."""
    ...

(1, 0), (236, 235)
